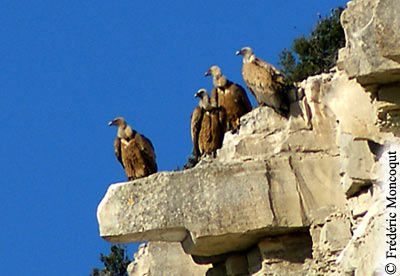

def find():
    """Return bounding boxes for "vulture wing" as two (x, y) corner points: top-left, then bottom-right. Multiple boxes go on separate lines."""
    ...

(219, 81), (251, 131)
(228, 82), (252, 114)
(134, 132), (158, 176)
(210, 87), (219, 108)
(254, 58), (286, 85)
(198, 111), (212, 155)
(242, 59), (287, 112)
(210, 109), (225, 151)
(120, 132), (157, 181)
(191, 106), (203, 159)
(120, 139), (139, 180)
(113, 137), (124, 168)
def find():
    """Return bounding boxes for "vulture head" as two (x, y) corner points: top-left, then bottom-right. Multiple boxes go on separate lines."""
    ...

(205, 65), (222, 78)
(194, 88), (211, 110)
(108, 117), (126, 127)
(109, 117), (133, 140)
(236, 46), (255, 63)
(205, 65), (227, 88)
(194, 88), (207, 99)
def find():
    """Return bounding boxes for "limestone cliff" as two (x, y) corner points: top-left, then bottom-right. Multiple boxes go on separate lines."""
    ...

(97, 0), (400, 275)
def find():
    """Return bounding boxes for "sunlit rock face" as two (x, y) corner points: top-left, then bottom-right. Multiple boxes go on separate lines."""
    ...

(127, 242), (210, 276)
(338, 0), (400, 85)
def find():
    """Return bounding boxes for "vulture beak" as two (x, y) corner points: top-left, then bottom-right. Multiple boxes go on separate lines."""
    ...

(194, 92), (200, 98)
(205, 69), (211, 76)
(108, 120), (116, 126)
(235, 49), (242, 56)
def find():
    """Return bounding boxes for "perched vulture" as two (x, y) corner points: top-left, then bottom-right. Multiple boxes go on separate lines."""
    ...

(236, 47), (289, 115)
(191, 89), (226, 161)
(108, 117), (157, 180)
(205, 65), (252, 132)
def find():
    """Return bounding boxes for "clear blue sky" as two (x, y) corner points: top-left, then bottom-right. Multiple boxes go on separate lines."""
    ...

(0, 1), (348, 275)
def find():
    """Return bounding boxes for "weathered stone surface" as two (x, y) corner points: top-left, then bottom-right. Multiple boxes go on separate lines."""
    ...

(339, 134), (376, 196)
(258, 233), (312, 263)
(335, 200), (385, 276)
(308, 213), (351, 275)
(320, 214), (352, 253)
(127, 242), (210, 276)
(338, 0), (400, 85)
(98, 152), (347, 256)
(347, 186), (376, 229)
(253, 261), (306, 276)
(98, 159), (302, 256)
(374, 0), (400, 63)
(192, 253), (232, 266)
(127, 244), (149, 276)
(317, 71), (379, 140)
(252, 235), (310, 276)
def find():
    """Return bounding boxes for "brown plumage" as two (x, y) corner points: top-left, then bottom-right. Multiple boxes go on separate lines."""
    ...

(109, 117), (157, 180)
(191, 106), (203, 159)
(236, 47), (289, 115)
(205, 65), (252, 132)
(191, 89), (226, 161)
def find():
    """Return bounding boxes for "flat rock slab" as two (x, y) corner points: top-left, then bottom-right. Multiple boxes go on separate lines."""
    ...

(98, 160), (288, 256)
(98, 154), (345, 256)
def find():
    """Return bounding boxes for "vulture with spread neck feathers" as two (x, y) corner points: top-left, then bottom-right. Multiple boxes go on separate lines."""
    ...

(191, 89), (226, 161)
(109, 117), (157, 180)
(236, 47), (289, 115)
(205, 65), (252, 132)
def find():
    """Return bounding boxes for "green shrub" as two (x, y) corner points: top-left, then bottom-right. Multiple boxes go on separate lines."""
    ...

(90, 245), (131, 276)
(279, 7), (345, 84)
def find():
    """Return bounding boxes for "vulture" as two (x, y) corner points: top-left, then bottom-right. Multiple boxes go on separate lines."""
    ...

(108, 117), (157, 180)
(236, 47), (289, 115)
(191, 89), (226, 161)
(205, 65), (252, 132)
